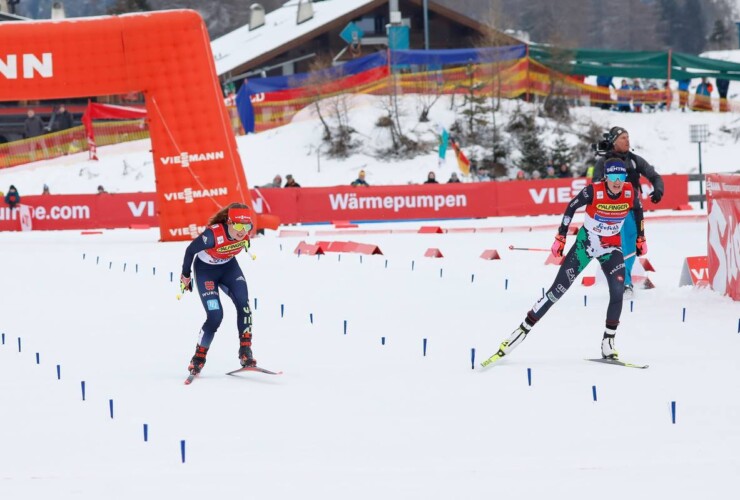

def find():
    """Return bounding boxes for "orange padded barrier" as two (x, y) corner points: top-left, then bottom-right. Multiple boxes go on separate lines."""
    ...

(424, 248), (444, 258)
(545, 253), (564, 265)
(479, 249), (501, 260)
(294, 241), (325, 255)
(581, 276), (596, 286)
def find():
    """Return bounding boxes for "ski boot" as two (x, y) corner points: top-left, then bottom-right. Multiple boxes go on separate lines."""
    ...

(481, 321), (533, 367)
(188, 345), (209, 375)
(239, 331), (257, 368)
(601, 331), (619, 360)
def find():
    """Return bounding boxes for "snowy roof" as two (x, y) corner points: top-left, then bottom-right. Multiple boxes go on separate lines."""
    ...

(700, 49), (740, 65)
(211, 0), (381, 77)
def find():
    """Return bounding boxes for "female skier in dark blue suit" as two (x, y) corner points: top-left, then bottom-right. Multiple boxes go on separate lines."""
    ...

(180, 203), (256, 377)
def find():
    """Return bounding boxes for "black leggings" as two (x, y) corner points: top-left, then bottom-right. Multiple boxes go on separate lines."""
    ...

(528, 229), (625, 329)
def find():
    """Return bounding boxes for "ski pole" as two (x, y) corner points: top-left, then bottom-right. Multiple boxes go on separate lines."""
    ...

(508, 245), (550, 252)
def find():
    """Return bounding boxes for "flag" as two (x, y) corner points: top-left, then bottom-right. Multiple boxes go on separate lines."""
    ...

(450, 137), (470, 176)
(437, 126), (449, 167)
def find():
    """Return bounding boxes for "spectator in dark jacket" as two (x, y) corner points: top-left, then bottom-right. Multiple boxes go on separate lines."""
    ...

(49, 104), (74, 132)
(5, 185), (21, 209)
(424, 171), (439, 184)
(24, 110), (45, 138)
(351, 170), (369, 187)
(284, 174), (301, 188)
(716, 78), (730, 112)
(557, 164), (573, 178)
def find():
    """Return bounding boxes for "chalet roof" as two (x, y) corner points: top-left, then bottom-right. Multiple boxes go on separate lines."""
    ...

(212, 0), (383, 77)
(211, 0), (516, 78)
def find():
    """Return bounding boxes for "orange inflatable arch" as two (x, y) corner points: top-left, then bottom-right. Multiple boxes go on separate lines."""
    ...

(0, 10), (267, 241)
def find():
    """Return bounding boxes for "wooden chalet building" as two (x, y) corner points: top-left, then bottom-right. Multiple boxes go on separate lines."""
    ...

(212, 0), (519, 85)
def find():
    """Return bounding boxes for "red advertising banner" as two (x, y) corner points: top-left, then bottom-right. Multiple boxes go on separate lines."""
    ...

(0, 175), (690, 232)
(252, 183), (499, 223)
(252, 175), (689, 222)
(706, 174), (740, 301)
(495, 175), (688, 216)
(0, 193), (158, 232)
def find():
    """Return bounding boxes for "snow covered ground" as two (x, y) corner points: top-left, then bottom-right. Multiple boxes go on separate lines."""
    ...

(1, 213), (738, 499)
(0, 96), (739, 499)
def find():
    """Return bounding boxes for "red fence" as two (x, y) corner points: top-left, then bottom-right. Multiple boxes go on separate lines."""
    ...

(0, 176), (688, 233)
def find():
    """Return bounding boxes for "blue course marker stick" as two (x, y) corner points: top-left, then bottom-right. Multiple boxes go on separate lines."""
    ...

(35, 352), (39, 364)
(630, 300), (634, 312)
(254, 297), (258, 310)
(381, 336), (386, 345)
(682, 308), (686, 322)
(96, 256), (100, 265)
(592, 385), (597, 402)
(527, 368), (532, 386)
(281, 304), (284, 318)
(343, 320), (347, 335)
(584, 295), (588, 307)
(56, 364), (61, 380)
(310, 313), (314, 324)
(1, 333), (5, 344)
(181, 440), (186, 463)
(109, 262), (112, 269)
(505, 278), (509, 290)
(470, 348), (475, 369)
(109, 399), (114, 419)
(81, 381), (86, 401)
(143, 424), (149, 442)
(423, 338), (427, 356)
(17, 337), (21, 353)
(411, 260), (415, 271)
(671, 401), (677, 424)
(471, 274), (475, 283)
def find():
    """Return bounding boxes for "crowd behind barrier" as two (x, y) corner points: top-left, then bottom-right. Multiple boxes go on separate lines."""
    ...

(0, 120), (150, 169)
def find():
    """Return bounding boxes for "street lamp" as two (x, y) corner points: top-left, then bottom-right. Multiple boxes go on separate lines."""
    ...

(689, 124), (708, 209)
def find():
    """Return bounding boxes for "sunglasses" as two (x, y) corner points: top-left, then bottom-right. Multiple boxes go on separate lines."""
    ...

(230, 221), (253, 232)
(606, 173), (626, 183)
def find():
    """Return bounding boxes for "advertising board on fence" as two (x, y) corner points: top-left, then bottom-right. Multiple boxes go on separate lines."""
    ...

(0, 175), (689, 232)
(706, 174), (740, 301)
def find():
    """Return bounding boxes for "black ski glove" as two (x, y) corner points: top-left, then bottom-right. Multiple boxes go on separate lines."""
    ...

(650, 189), (663, 203)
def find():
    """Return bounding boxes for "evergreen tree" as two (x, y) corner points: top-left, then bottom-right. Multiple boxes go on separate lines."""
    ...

(681, 0), (706, 54)
(505, 107), (548, 176)
(549, 136), (573, 168)
(456, 62), (492, 143)
(708, 19), (733, 50)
